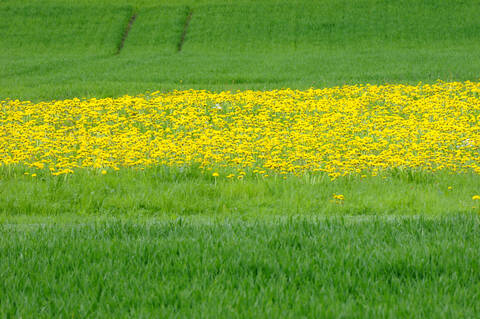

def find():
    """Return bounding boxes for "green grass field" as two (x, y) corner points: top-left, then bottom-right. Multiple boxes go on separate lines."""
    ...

(2, 0), (480, 317)
(1, 167), (480, 218)
(2, 217), (480, 317)
(2, 0), (480, 100)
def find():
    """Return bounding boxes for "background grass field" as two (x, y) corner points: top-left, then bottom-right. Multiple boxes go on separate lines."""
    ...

(1, 0), (480, 100)
(2, 1), (480, 317)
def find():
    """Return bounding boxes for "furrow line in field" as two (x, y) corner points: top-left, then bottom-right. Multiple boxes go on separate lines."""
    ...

(0, 215), (469, 230)
(177, 8), (193, 52)
(116, 11), (137, 55)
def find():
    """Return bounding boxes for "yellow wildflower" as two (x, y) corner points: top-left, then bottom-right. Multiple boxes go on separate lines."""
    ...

(0, 81), (479, 177)
(333, 194), (345, 201)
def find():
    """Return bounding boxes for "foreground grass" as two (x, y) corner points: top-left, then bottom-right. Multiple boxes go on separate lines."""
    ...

(1, 216), (480, 317)
(1, 166), (479, 217)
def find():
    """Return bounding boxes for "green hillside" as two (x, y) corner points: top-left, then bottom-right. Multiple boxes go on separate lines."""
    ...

(2, 0), (480, 100)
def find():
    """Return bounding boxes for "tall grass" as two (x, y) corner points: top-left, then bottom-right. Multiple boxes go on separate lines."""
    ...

(1, 217), (480, 317)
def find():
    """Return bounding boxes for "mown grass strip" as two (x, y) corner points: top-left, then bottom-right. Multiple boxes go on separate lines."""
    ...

(177, 8), (193, 52)
(116, 11), (137, 55)
(1, 166), (479, 217)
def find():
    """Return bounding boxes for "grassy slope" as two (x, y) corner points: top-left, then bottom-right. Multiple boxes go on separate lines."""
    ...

(1, 0), (480, 100)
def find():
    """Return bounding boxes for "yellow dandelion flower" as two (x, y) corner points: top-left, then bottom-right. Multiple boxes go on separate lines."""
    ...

(1, 82), (480, 178)
(333, 194), (345, 201)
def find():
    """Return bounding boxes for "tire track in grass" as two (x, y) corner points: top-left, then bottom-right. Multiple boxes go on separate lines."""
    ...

(0, 215), (464, 230)
(116, 11), (137, 55)
(177, 8), (193, 52)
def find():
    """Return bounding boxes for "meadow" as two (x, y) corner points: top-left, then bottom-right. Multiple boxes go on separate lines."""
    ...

(2, 0), (480, 317)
